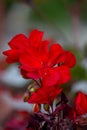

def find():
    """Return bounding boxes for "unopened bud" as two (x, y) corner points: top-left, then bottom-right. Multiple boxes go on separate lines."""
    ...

(33, 104), (41, 112)
(27, 84), (32, 91)
(43, 104), (50, 111)
(23, 92), (30, 102)
(27, 84), (37, 93)
(29, 87), (36, 93)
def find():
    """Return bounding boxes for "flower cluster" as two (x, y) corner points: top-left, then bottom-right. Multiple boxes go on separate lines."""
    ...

(3, 29), (87, 129)
(3, 29), (76, 104)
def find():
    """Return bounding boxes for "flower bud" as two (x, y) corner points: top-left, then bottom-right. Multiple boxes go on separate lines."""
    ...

(29, 87), (36, 93)
(43, 104), (50, 112)
(23, 92), (30, 102)
(27, 84), (37, 93)
(33, 104), (41, 112)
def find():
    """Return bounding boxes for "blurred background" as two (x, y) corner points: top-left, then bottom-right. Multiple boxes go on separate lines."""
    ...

(0, 0), (87, 129)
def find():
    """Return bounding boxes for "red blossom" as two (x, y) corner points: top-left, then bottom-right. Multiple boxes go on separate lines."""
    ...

(3, 29), (76, 86)
(5, 111), (28, 130)
(28, 84), (63, 104)
(75, 91), (87, 115)
(3, 29), (77, 129)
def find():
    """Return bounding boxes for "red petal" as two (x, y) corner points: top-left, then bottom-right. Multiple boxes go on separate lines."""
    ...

(29, 29), (44, 48)
(26, 70), (40, 79)
(36, 40), (49, 63)
(47, 43), (64, 67)
(3, 49), (19, 63)
(40, 66), (70, 87)
(28, 87), (49, 104)
(20, 54), (42, 69)
(8, 34), (28, 49)
(57, 66), (71, 84)
(3, 34), (29, 63)
(64, 51), (76, 68)
(41, 68), (60, 86)
(57, 51), (66, 63)
(20, 66), (40, 79)
(75, 92), (87, 115)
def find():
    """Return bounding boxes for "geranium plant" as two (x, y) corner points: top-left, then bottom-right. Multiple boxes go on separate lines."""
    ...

(3, 29), (87, 130)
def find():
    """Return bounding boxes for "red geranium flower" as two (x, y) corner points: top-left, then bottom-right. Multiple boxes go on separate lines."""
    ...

(75, 91), (87, 115)
(5, 111), (28, 130)
(28, 84), (63, 104)
(3, 29), (76, 86)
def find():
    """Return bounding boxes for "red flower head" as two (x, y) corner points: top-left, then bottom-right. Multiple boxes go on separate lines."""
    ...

(75, 91), (87, 115)
(3, 29), (76, 87)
